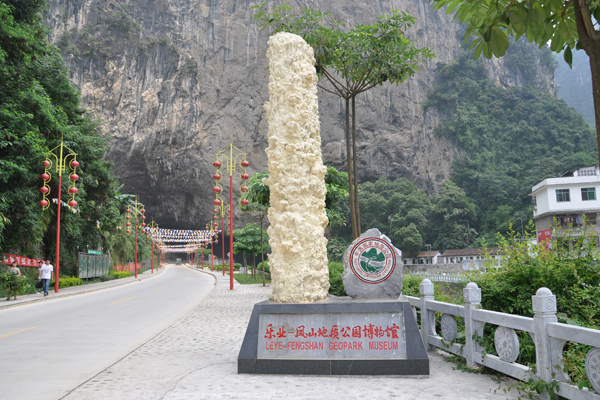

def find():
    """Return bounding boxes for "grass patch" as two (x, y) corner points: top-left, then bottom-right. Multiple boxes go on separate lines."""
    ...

(234, 274), (271, 285)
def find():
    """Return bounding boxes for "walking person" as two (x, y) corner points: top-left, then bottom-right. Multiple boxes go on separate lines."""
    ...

(36, 261), (44, 294)
(5, 262), (21, 300)
(38, 259), (53, 297)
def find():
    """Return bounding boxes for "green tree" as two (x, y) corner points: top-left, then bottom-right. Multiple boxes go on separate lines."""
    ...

(431, 0), (600, 166)
(232, 223), (270, 281)
(429, 181), (477, 251)
(0, 2), (145, 274)
(242, 171), (270, 285)
(253, 4), (434, 239)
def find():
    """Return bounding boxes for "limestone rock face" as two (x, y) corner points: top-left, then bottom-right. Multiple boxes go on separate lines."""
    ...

(342, 228), (403, 299)
(264, 33), (329, 303)
(43, 0), (555, 229)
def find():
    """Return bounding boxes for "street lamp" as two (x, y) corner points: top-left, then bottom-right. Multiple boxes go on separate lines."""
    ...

(426, 244), (432, 265)
(39, 136), (80, 293)
(517, 216), (525, 240)
(126, 197), (145, 278)
(149, 220), (159, 273)
(213, 141), (249, 290)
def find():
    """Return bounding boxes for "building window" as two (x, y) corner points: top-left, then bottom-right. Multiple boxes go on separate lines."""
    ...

(582, 188), (596, 201)
(584, 213), (597, 225)
(532, 196), (537, 207)
(556, 189), (570, 202)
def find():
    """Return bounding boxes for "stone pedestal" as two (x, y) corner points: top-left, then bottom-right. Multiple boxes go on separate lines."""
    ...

(238, 298), (429, 376)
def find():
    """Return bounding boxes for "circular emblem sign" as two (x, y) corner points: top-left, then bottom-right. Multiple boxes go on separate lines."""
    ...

(349, 238), (396, 284)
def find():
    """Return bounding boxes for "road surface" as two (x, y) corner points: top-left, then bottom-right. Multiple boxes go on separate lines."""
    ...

(0, 265), (214, 400)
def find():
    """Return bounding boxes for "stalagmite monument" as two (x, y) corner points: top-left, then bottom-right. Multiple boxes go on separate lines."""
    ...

(238, 32), (428, 376)
(263, 32), (330, 303)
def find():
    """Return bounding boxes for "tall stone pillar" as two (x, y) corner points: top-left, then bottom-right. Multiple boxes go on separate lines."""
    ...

(263, 32), (329, 303)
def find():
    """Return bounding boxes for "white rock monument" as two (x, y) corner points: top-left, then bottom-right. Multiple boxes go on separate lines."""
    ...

(263, 32), (330, 303)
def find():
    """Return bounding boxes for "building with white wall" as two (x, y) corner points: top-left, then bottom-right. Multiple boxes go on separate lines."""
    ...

(531, 165), (600, 239)
(403, 250), (441, 265)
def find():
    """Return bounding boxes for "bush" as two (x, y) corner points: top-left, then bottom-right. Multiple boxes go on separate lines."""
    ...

(0, 273), (30, 297)
(109, 271), (131, 279)
(50, 276), (83, 288)
(257, 260), (270, 274)
(234, 263), (242, 270)
(328, 262), (345, 296)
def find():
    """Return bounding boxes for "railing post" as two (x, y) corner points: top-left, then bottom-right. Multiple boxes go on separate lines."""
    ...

(532, 287), (558, 399)
(419, 278), (435, 351)
(463, 282), (483, 368)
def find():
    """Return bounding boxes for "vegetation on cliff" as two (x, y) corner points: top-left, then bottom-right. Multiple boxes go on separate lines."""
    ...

(0, 1), (152, 274)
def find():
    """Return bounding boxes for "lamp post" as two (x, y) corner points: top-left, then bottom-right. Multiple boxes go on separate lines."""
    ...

(212, 141), (249, 290)
(149, 220), (159, 273)
(39, 136), (80, 293)
(426, 244), (432, 265)
(517, 216), (525, 241)
(126, 197), (146, 278)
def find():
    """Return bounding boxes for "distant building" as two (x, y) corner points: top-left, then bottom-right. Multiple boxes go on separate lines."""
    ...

(441, 248), (501, 270)
(530, 165), (600, 241)
(403, 250), (441, 265)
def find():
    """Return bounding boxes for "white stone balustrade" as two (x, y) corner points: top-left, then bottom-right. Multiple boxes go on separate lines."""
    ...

(406, 280), (600, 400)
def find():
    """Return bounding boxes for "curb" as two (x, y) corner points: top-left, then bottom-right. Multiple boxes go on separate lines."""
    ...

(0, 266), (168, 311)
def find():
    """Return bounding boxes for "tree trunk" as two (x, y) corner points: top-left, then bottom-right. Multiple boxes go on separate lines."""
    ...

(252, 255), (256, 281)
(345, 97), (358, 239)
(351, 96), (361, 236)
(260, 214), (265, 287)
(573, 0), (600, 163)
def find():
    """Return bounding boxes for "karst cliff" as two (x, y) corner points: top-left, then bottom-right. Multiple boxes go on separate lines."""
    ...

(44, 0), (554, 229)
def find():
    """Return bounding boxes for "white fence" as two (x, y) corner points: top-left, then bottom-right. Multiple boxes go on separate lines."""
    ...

(412, 273), (467, 283)
(406, 279), (600, 400)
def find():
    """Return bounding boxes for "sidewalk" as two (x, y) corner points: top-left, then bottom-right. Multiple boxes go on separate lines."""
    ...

(0, 266), (166, 310)
(61, 270), (521, 400)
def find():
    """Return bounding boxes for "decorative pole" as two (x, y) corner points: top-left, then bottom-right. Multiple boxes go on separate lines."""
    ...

(212, 142), (249, 290)
(149, 220), (159, 273)
(39, 136), (80, 293)
(126, 198), (146, 278)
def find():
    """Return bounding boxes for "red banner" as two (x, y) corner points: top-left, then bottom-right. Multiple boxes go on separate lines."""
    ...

(3, 254), (45, 267)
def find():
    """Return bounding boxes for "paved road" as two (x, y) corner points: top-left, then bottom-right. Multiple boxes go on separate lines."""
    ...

(0, 265), (215, 400)
(62, 271), (520, 400)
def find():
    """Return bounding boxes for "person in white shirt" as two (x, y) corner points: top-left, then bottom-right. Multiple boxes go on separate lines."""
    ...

(38, 260), (53, 297)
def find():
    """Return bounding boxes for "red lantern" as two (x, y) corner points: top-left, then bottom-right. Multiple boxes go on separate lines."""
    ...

(142, 216), (146, 220)
(141, 209), (146, 213)
(213, 186), (221, 193)
(241, 173), (250, 180)
(41, 160), (50, 168)
(126, 216), (131, 220)
(241, 199), (249, 206)
(241, 186), (248, 192)
(68, 200), (77, 207)
(213, 209), (218, 213)
(126, 223), (131, 226)
(213, 199), (221, 206)
(41, 173), (50, 180)
(213, 161), (222, 168)
(142, 223), (146, 227)
(70, 160), (80, 168)
(126, 229), (131, 234)
(39, 200), (48, 207)
(126, 209), (131, 213)
(213, 173), (221, 180)
(241, 160), (249, 167)
(69, 187), (78, 194)
(213, 216), (218, 220)
(70, 174), (79, 181)
(40, 187), (49, 193)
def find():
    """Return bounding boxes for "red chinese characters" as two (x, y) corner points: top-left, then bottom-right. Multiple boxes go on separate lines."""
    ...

(264, 323), (401, 344)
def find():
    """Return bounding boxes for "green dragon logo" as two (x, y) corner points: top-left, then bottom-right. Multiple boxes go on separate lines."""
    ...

(359, 248), (386, 273)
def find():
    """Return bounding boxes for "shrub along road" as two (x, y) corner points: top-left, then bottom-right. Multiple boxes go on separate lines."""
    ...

(0, 264), (215, 400)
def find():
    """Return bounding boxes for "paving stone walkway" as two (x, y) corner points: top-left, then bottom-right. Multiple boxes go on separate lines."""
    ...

(0, 266), (165, 310)
(61, 268), (521, 400)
